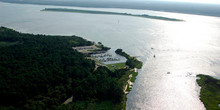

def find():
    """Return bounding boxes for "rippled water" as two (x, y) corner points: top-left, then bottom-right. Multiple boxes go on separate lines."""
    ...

(1, 2), (220, 110)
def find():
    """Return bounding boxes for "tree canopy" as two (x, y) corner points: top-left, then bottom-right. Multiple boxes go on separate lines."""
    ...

(0, 27), (123, 110)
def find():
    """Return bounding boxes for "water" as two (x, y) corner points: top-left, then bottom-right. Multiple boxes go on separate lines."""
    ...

(2, 0), (220, 17)
(1, 2), (220, 110)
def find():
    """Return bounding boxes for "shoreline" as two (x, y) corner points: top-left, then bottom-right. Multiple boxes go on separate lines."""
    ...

(68, 46), (143, 109)
(0, 26), (142, 110)
(42, 8), (184, 21)
(196, 74), (220, 110)
(1, 1), (220, 17)
(121, 68), (139, 110)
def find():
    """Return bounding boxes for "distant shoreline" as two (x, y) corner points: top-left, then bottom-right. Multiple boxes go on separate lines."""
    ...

(42, 8), (184, 21)
(1, 0), (220, 17)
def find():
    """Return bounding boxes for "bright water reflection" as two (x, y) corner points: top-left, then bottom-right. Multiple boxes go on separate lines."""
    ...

(1, 2), (220, 110)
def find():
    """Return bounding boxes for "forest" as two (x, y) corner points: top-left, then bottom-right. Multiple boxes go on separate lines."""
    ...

(196, 74), (220, 110)
(0, 27), (125, 110)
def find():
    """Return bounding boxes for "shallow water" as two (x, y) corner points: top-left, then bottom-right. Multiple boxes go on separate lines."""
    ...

(1, 2), (220, 110)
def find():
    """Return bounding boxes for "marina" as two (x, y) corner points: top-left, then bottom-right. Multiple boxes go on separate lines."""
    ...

(1, 2), (219, 109)
(73, 45), (126, 65)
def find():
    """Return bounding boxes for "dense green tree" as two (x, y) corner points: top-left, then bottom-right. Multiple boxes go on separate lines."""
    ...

(115, 49), (142, 69)
(0, 27), (124, 110)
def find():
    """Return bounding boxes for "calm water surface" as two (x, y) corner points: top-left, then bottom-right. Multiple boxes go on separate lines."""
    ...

(1, 2), (220, 110)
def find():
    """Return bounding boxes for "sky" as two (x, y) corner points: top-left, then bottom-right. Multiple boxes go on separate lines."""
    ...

(113, 0), (220, 4)
(164, 0), (220, 4)
(52, 0), (220, 4)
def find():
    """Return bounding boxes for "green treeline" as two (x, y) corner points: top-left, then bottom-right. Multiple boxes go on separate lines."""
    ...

(196, 74), (220, 110)
(0, 27), (125, 110)
(115, 49), (142, 69)
(96, 42), (111, 51)
(42, 8), (184, 21)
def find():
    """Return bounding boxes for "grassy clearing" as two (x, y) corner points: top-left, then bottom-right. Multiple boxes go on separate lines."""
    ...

(115, 49), (142, 69)
(126, 84), (131, 92)
(196, 74), (220, 110)
(130, 71), (138, 83)
(107, 62), (126, 71)
(125, 70), (138, 92)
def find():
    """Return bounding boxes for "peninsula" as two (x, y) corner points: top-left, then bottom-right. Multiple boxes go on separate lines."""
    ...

(197, 74), (220, 110)
(0, 27), (142, 110)
(42, 8), (184, 21)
